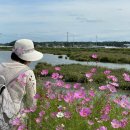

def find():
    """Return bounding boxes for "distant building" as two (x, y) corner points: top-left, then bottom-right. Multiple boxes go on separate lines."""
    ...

(0, 45), (12, 47)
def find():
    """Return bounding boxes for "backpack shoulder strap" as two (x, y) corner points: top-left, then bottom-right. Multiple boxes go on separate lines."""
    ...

(0, 75), (6, 94)
(6, 66), (30, 86)
(0, 75), (6, 86)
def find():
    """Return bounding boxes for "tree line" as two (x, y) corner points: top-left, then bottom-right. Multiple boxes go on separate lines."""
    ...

(1, 41), (130, 47)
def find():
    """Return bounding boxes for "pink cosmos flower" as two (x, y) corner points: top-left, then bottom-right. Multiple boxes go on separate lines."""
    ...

(101, 114), (110, 121)
(57, 93), (64, 101)
(30, 105), (37, 112)
(59, 75), (63, 79)
(81, 100), (87, 105)
(114, 96), (130, 109)
(123, 73), (130, 81)
(64, 111), (71, 119)
(88, 120), (94, 125)
(90, 68), (97, 73)
(21, 108), (31, 114)
(107, 75), (118, 82)
(109, 82), (119, 87)
(119, 98), (130, 108)
(39, 111), (45, 117)
(120, 118), (128, 128)
(82, 97), (92, 105)
(122, 111), (128, 116)
(46, 88), (53, 94)
(11, 118), (21, 126)
(55, 66), (61, 71)
(79, 107), (91, 117)
(35, 117), (42, 123)
(18, 124), (26, 130)
(45, 102), (50, 109)
(44, 81), (52, 89)
(107, 84), (117, 93)
(123, 73), (128, 77)
(50, 112), (57, 118)
(111, 119), (121, 128)
(85, 72), (93, 79)
(73, 83), (81, 89)
(48, 93), (56, 99)
(104, 70), (111, 75)
(89, 90), (95, 97)
(41, 69), (48, 76)
(51, 72), (60, 79)
(64, 84), (71, 89)
(113, 98), (120, 104)
(34, 93), (41, 99)
(102, 104), (111, 115)
(64, 92), (75, 103)
(84, 97), (91, 102)
(56, 80), (64, 87)
(74, 89), (86, 99)
(91, 54), (98, 59)
(97, 126), (107, 130)
(99, 85), (108, 91)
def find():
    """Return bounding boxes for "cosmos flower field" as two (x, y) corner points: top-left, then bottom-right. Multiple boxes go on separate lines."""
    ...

(11, 54), (130, 130)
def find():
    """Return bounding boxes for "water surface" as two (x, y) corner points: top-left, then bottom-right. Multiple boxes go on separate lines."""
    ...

(1, 51), (130, 71)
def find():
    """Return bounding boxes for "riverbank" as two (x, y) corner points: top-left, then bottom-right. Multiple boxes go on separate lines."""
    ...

(1, 47), (130, 64)
(0, 47), (12, 51)
(34, 62), (130, 90)
(37, 47), (130, 64)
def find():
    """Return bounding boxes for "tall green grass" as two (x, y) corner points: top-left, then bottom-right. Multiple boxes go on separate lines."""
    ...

(34, 62), (130, 90)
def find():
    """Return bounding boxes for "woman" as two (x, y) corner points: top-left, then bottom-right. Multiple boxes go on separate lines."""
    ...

(0, 39), (43, 130)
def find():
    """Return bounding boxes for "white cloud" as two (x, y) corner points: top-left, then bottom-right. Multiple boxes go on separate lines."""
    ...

(1, 0), (130, 42)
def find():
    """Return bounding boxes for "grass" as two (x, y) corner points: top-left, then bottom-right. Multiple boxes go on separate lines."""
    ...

(34, 62), (130, 90)
(37, 47), (130, 64)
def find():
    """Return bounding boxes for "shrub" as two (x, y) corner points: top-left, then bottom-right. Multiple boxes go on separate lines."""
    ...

(58, 55), (63, 58)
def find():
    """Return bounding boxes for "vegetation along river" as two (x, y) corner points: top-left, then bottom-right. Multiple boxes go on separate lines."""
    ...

(1, 51), (130, 71)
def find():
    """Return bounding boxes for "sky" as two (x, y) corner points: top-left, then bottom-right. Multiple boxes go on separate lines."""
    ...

(0, 0), (130, 43)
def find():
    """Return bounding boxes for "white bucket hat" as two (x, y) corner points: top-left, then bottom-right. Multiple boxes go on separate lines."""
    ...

(12, 39), (43, 61)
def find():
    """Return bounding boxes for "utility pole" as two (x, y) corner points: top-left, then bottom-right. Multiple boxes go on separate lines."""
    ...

(73, 35), (74, 47)
(67, 32), (69, 42)
(96, 35), (98, 46)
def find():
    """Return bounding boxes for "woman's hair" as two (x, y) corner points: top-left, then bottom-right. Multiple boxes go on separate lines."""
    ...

(11, 52), (27, 64)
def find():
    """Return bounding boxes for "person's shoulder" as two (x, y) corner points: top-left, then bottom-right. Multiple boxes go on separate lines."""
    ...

(25, 69), (34, 75)
(25, 69), (36, 82)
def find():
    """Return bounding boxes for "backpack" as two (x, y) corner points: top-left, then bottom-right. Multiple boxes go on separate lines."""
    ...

(0, 67), (29, 119)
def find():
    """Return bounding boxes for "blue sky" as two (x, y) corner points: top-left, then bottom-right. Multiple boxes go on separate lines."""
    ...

(0, 0), (130, 43)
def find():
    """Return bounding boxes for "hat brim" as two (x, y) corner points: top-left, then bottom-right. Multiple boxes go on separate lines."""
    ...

(19, 50), (43, 61)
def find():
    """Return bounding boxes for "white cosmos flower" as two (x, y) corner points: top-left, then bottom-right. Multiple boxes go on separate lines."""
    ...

(56, 112), (64, 118)
(58, 105), (62, 109)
